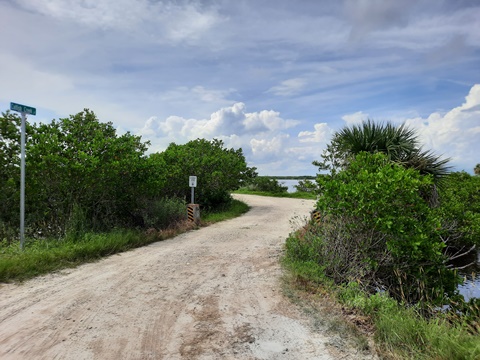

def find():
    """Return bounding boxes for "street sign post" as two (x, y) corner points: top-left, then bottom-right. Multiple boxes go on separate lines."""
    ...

(189, 176), (197, 204)
(10, 102), (36, 250)
(10, 102), (36, 115)
(187, 176), (199, 223)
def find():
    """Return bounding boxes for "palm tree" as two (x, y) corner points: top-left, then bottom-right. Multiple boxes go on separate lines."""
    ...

(475, 163), (480, 176)
(331, 120), (450, 181)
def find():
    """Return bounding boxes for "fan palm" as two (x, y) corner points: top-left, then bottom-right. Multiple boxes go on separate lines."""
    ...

(332, 120), (450, 181)
(475, 163), (480, 176)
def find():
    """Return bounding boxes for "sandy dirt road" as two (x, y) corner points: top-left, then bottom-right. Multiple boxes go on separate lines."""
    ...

(0, 195), (373, 360)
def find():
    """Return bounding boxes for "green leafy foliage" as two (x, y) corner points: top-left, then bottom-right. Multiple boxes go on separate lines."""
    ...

(316, 120), (450, 182)
(154, 138), (256, 208)
(1, 109), (254, 241)
(0, 111), (24, 239)
(294, 179), (317, 193)
(24, 109), (151, 235)
(311, 152), (458, 303)
(435, 172), (480, 247)
(244, 176), (288, 193)
(138, 198), (186, 230)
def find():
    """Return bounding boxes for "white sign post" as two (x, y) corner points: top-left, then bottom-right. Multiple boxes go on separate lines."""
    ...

(189, 176), (197, 204)
(10, 102), (36, 250)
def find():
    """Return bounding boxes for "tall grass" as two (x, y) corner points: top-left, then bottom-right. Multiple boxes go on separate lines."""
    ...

(283, 234), (480, 359)
(338, 282), (480, 359)
(202, 199), (250, 223)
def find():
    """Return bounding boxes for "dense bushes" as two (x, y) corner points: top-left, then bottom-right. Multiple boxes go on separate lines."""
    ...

(151, 138), (256, 208)
(243, 176), (288, 193)
(0, 111), (22, 238)
(435, 172), (480, 248)
(25, 109), (151, 235)
(289, 152), (458, 304)
(283, 121), (480, 357)
(0, 110), (255, 242)
(285, 120), (472, 305)
(137, 198), (187, 230)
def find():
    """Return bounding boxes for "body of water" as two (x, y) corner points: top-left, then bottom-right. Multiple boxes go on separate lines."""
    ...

(278, 179), (299, 193)
(454, 249), (480, 301)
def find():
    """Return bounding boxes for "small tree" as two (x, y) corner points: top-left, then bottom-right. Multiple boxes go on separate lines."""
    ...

(294, 179), (317, 193)
(26, 109), (151, 236)
(0, 111), (24, 241)
(247, 177), (288, 193)
(316, 120), (450, 182)
(474, 163), (480, 176)
(435, 172), (480, 248)
(313, 152), (458, 304)
(155, 139), (256, 208)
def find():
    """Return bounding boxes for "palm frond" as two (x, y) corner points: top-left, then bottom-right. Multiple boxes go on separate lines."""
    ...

(332, 119), (450, 182)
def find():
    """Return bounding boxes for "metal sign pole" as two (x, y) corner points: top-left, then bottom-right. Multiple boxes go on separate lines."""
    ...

(189, 176), (197, 204)
(10, 102), (36, 251)
(20, 112), (26, 250)
(187, 176), (199, 223)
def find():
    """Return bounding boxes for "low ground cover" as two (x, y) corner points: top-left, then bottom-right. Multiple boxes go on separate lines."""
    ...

(0, 199), (249, 283)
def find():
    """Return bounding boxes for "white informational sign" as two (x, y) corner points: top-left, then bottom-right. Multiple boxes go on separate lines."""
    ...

(189, 176), (197, 188)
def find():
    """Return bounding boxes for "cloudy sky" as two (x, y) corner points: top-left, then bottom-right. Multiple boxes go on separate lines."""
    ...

(1, 0), (479, 175)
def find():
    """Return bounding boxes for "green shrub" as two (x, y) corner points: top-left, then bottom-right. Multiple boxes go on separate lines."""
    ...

(435, 172), (480, 247)
(153, 139), (256, 209)
(246, 176), (288, 193)
(0, 109), (153, 239)
(314, 152), (459, 304)
(139, 197), (186, 229)
(294, 179), (317, 193)
(335, 282), (480, 359)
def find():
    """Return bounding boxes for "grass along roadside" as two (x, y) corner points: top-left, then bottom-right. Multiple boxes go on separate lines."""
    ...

(0, 199), (250, 283)
(282, 251), (480, 359)
(201, 198), (250, 222)
(281, 271), (375, 358)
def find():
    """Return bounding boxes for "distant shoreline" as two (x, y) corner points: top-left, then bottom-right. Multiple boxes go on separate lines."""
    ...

(265, 175), (315, 180)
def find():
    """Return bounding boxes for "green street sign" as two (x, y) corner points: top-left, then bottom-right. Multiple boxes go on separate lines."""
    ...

(10, 102), (36, 116)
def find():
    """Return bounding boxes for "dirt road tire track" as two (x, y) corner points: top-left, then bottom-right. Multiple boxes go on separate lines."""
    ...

(0, 195), (374, 359)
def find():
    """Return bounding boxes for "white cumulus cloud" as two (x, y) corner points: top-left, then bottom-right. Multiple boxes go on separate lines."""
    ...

(298, 123), (332, 143)
(139, 102), (298, 151)
(341, 111), (369, 125)
(404, 84), (480, 172)
(137, 102), (327, 175)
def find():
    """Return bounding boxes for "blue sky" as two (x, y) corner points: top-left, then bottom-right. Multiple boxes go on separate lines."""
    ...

(1, 0), (479, 175)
